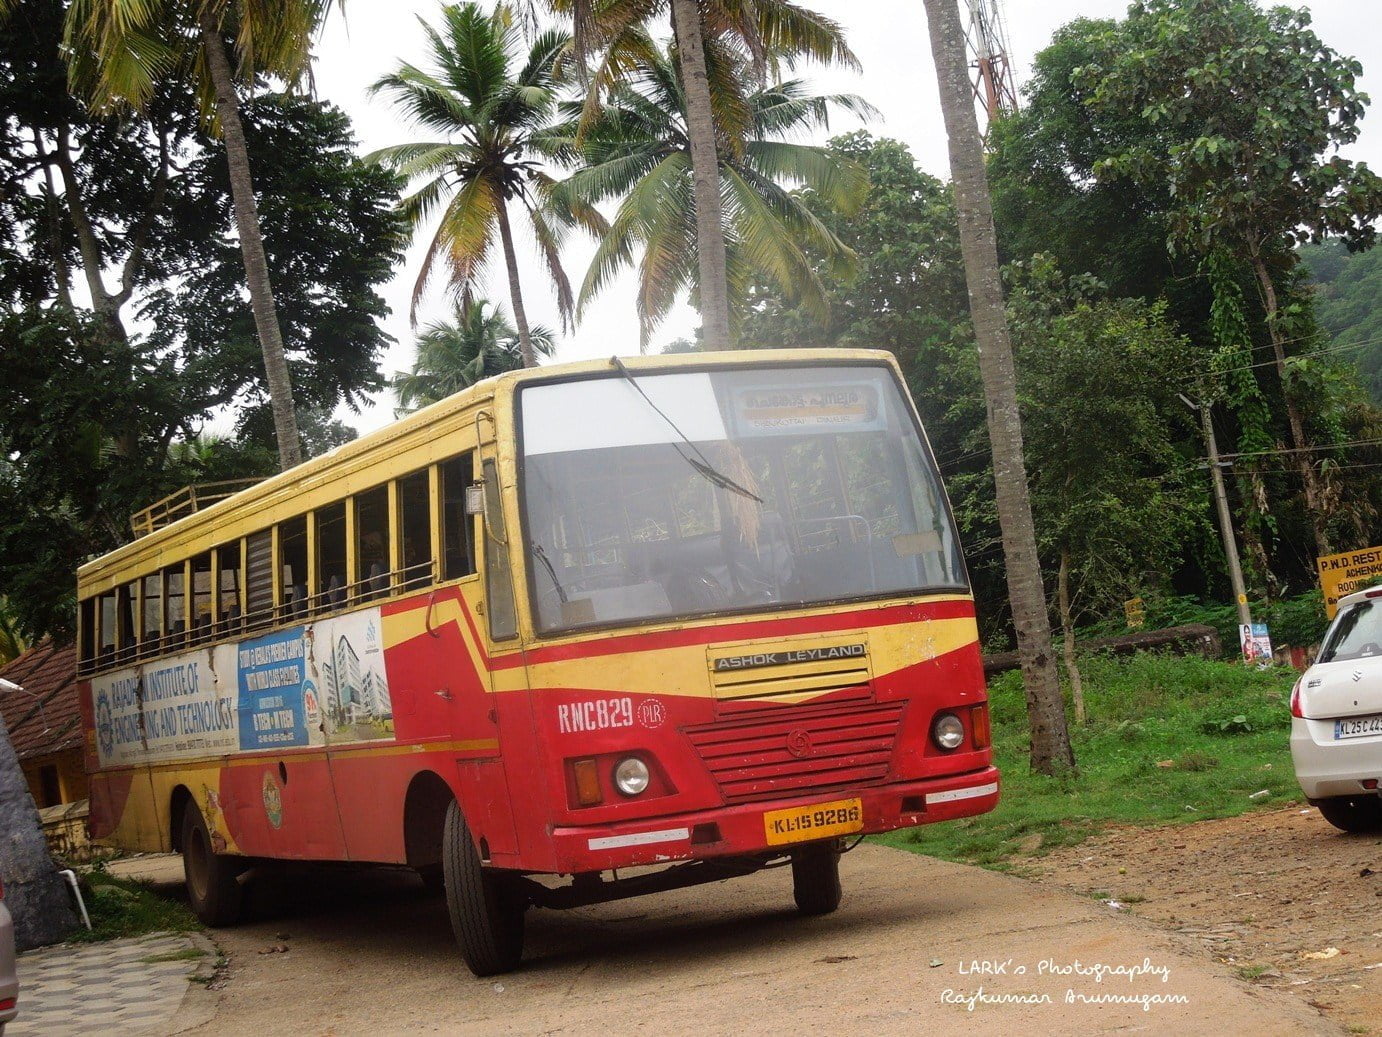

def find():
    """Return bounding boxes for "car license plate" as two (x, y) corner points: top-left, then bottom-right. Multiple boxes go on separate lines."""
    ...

(763, 797), (863, 846)
(1334, 714), (1382, 740)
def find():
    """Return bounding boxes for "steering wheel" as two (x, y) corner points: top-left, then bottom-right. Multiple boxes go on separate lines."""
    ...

(663, 567), (729, 611)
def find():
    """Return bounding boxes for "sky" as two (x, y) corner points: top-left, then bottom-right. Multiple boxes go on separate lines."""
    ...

(308, 1), (1382, 434)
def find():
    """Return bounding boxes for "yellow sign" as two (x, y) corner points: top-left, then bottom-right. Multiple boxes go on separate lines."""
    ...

(1124, 597), (1146, 630)
(1317, 546), (1382, 619)
(763, 797), (863, 846)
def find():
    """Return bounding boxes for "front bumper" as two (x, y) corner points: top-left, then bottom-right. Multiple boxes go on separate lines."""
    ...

(1291, 716), (1382, 799)
(547, 766), (1000, 873)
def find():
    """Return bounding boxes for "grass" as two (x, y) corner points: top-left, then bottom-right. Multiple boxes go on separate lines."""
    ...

(70, 869), (202, 944)
(876, 651), (1299, 867)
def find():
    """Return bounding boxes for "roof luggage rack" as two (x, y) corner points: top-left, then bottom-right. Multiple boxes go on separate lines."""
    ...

(130, 479), (265, 538)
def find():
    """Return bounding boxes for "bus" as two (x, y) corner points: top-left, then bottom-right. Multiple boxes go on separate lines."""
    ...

(76, 349), (998, 975)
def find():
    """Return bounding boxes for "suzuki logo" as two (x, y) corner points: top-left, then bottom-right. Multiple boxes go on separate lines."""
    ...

(1354, 671), (1365, 682)
(786, 729), (812, 758)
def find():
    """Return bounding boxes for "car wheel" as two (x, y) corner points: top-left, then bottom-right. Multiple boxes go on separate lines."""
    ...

(181, 800), (245, 926)
(791, 841), (842, 916)
(1317, 795), (1382, 833)
(442, 800), (525, 976)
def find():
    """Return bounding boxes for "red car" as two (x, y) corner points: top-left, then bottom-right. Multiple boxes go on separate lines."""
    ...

(0, 876), (16, 1034)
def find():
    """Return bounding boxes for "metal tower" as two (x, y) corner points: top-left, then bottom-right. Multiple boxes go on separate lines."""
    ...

(963, 0), (1020, 142)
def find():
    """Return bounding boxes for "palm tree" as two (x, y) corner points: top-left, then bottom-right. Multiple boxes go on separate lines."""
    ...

(552, 45), (870, 346)
(368, 4), (600, 369)
(921, 0), (1073, 774)
(62, 1), (330, 471)
(545, 0), (856, 350)
(393, 301), (555, 413)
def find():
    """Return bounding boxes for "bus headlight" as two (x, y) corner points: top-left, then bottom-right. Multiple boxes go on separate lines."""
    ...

(932, 712), (965, 751)
(614, 757), (651, 796)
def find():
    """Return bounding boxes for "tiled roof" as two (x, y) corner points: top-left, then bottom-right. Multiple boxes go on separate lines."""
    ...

(0, 641), (81, 761)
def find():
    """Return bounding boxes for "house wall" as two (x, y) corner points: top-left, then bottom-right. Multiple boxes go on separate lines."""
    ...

(21, 747), (88, 807)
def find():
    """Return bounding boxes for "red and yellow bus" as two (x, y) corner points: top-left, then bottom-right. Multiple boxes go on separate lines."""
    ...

(76, 349), (997, 975)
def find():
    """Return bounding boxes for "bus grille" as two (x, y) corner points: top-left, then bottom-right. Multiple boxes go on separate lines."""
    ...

(686, 700), (905, 804)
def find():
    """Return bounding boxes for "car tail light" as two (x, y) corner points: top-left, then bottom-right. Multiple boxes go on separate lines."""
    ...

(0, 997), (14, 1012)
(1290, 679), (1304, 719)
(971, 703), (992, 749)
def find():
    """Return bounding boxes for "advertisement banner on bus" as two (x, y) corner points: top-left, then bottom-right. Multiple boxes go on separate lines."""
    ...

(92, 607), (394, 769)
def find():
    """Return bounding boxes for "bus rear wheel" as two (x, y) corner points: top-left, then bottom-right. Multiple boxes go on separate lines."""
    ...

(181, 801), (245, 927)
(442, 800), (525, 976)
(791, 841), (842, 916)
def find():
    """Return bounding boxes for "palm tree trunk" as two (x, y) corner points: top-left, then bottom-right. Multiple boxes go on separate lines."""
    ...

(0, 709), (77, 950)
(495, 195), (536, 368)
(670, 0), (733, 351)
(922, 0), (1074, 774)
(1248, 245), (1329, 559)
(1057, 546), (1085, 725)
(200, 11), (302, 471)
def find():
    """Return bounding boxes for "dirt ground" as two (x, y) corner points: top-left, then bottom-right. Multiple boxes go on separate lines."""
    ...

(1033, 805), (1382, 1035)
(113, 844), (1336, 1037)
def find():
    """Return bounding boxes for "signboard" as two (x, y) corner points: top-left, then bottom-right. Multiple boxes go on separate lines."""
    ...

(1123, 597), (1145, 630)
(1317, 546), (1382, 619)
(92, 607), (393, 769)
(1239, 622), (1273, 667)
(731, 384), (883, 436)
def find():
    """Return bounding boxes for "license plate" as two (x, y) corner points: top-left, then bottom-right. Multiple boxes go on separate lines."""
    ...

(763, 797), (863, 846)
(1334, 714), (1382, 740)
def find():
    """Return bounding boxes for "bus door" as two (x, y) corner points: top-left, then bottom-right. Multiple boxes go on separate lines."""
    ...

(455, 438), (524, 863)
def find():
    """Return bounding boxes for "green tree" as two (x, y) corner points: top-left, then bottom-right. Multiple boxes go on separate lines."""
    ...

(369, 3), (596, 368)
(1080, 0), (1382, 559)
(1303, 241), (1382, 403)
(63, 0), (341, 469)
(923, 0), (1073, 774)
(1007, 257), (1202, 719)
(555, 0), (855, 349)
(393, 301), (555, 412)
(554, 45), (869, 345)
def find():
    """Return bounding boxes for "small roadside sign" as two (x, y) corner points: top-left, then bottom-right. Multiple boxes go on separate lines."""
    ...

(1123, 597), (1145, 629)
(1317, 546), (1382, 619)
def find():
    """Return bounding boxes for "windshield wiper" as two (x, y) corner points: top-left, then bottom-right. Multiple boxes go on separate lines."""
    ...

(609, 356), (763, 503)
(531, 541), (568, 603)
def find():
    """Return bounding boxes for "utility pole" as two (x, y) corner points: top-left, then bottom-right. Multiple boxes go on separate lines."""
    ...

(962, 0), (1020, 145)
(1181, 394), (1253, 632)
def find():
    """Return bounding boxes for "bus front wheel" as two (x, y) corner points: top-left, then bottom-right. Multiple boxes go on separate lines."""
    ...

(442, 800), (525, 976)
(791, 842), (842, 916)
(181, 801), (245, 927)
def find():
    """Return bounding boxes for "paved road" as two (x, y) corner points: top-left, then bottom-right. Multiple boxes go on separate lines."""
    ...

(124, 846), (1335, 1036)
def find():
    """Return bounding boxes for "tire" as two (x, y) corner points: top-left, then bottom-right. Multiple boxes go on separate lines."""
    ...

(442, 800), (525, 976)
(181, 800), (245, 926)
(1317, 795), (1382, 833)
(791, 841), (842, 916)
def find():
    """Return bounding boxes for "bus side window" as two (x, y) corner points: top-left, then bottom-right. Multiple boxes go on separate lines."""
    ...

(164, 564), (186, 651)
(98, 591), (117, 664)
(354, 486), (390, 602)
(440, 453), (477, 580)
(191, 553), (213, 644)
(79, 597), (96, 672)
(245, 530), (274, 631)
(279, 516), (308, 622)
(116, 581), (137, 662)
(218, 541), (242, 635)
(315, 502), (347, 613)
(482, 459), (517, 640)
(143, 572), (163, 654)
(398, 469), (432, 592)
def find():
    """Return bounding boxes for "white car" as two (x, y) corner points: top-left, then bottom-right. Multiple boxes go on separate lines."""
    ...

(1291, 587), (1382, 832)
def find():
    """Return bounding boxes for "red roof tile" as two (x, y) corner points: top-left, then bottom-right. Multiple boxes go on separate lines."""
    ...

(0, 641), (81, 761)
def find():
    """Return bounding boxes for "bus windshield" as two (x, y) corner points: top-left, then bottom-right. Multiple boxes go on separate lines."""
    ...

(518, 364), (965, 634)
